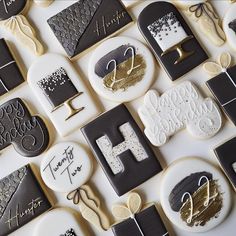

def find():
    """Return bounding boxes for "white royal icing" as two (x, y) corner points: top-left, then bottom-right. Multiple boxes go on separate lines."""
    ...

(34, 208), (84, 236)
(88, 36), (155, 103)
(175, 0), (206, 8)
(147, 12), (187, 51)
(138, 81), (222, 146)
(41, 142), (93, 193)
(223, 4), (236, 51)
(96, 122), (148, 175)
(28, 53), (100, 137)
(160, 157), (231, 233)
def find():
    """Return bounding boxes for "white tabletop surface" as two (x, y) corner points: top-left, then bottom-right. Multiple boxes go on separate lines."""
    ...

(0, 0), (235, 236)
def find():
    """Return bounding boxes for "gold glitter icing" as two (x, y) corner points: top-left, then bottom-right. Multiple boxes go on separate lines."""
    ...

(180, 180), (223, 227)
(103, 54), (146, 91)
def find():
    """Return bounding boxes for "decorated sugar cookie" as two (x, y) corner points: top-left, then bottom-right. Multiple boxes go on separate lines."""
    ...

(160, 157), (231, 233)
(47, 0), (133, 59)
(204, 52), (236, 125)
(81, 104), (162, 196)
(28, 53), (100, 137)
(34, 0), (54, 7)
(138, 1), (208, 81)
(138, 81), (222, 146)
(174, 0), (225, 46)
(214, 137), (236, 192)
(0, 164), (52, 236)
(88, 36), (155, 102)
(0, 0), (44, 56)
(111, 192), (169, 236)
(40, 142), (110, 231)
(34, 208), (85, 236)
(0, 98), (49, 157)
(0, 38), (24, 96)
(223, 4), (236, 51)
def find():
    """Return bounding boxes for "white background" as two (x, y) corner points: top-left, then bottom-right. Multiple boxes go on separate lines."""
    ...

(0, 0), (235, 236)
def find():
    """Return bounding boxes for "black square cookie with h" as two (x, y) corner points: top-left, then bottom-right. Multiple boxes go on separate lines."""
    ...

(47, 0), (133, 59)
(81, 104), (162, 196)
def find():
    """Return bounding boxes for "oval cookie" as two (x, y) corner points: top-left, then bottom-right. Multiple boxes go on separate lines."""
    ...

(88, 36), (155, 103)
(41, 142), (93, 192)
(160, 157), (231, 233)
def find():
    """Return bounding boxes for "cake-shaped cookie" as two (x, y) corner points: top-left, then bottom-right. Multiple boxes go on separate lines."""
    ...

(138, 81), (222, 146)
(47, 0), (133, 59)
(81, 104), (162, 196)
(138, 1), (208, 81)
(160, 157), (231, 232)
(88, 36), (155, 102)
(28, 53), (100, 137)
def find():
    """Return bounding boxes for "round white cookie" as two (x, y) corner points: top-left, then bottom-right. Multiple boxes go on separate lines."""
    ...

(41, 142), (93, 192)
(88, 36), (155, 103)
(160, 157), (231, 233)
(34, 208), (84, 236)
(223, 4), (236, 51)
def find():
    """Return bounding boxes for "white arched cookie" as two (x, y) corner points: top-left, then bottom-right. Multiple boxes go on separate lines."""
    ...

(138, 81), (222, 146)
(34, 0), (54, 7)
(88, 36), (155, 103)
(28, 53), (100, 137)
(34, 208), (85, 236)
(160, 157), (231, 233)
(223, 4), (236, 51)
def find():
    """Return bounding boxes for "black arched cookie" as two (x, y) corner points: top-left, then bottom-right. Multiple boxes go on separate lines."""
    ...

(0, 98), (49, 157)
(0, 0), (27, 20)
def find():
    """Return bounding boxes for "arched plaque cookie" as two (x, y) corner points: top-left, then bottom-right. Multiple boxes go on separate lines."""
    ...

(174, 0), (225, 46)
(223, 4), (236, 51)
(138, 1), (208, 81)
(40, 142), (110, 231)
(28, 53), (100, 137)
(0, 0), (44, 55)
(88, 36), (155, 102)
(34, 208), (85, 236)
(138, 81), (222, 146)
(0, 98), (49, 157)
(160, 157), (231, 233)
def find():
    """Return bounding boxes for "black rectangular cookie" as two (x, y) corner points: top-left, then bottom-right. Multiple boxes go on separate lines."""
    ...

(138, 1), (208, 81)
(214, 137), (236, 191)
(47, 0), (133, 59)
(206, 65), (236, 125)
(0, 39), (24, 96)
(112, 205), (169, 236)
(0, 164), (52, 236)
(81, 104), (162, 196)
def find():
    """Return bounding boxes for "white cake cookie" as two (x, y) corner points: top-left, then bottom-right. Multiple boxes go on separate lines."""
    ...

(28, 53), (100, 136)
